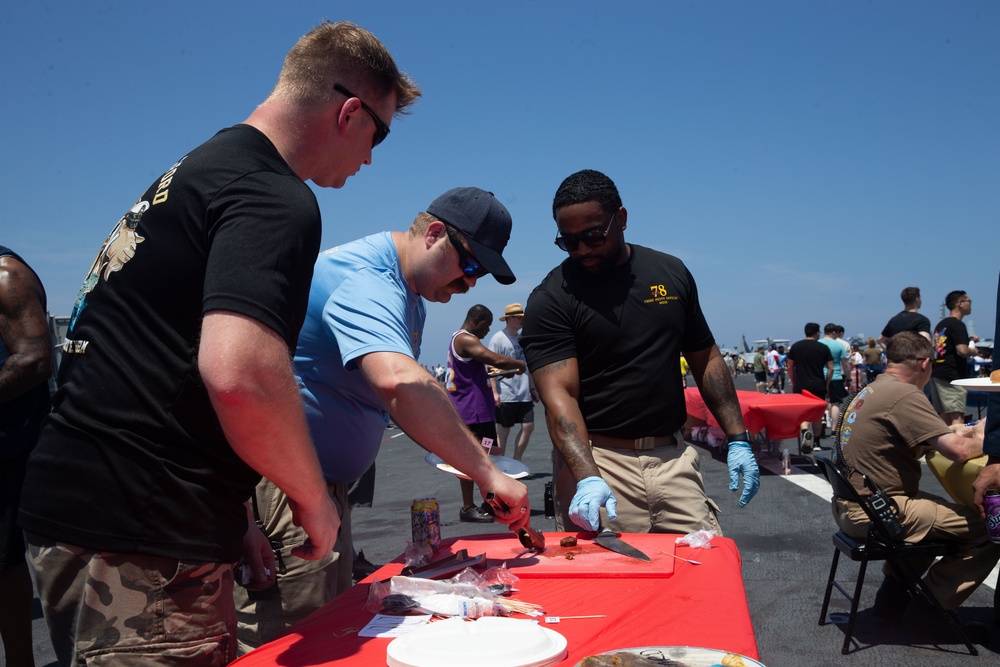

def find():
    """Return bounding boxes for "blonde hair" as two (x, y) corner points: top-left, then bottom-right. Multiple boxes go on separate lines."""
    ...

(273, 21), (420, 114)
(407, 211), (437, 236)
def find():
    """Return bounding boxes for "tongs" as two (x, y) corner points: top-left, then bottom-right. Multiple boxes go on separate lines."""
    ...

(485, 492), (546, 550)
(400, 548), (487, 579)
(516, 525), (546, 551)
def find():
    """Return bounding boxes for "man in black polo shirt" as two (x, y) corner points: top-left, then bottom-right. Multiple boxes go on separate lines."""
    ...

(521, 169), (759, 536)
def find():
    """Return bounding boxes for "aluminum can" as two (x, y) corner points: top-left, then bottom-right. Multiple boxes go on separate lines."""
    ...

(985, 491), (1000, 544)
(543, 482), (555, 518)
(411, 497), (441, 551)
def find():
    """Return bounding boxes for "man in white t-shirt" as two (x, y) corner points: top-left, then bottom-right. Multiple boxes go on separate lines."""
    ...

(766, 345), (782, 393)
(488, 303), (539, 464)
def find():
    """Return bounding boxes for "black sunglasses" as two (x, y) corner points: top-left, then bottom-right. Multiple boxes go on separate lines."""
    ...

(333, 83), (390, 148)
(554, 212), (617, 252)
(444, 225), (488, 278)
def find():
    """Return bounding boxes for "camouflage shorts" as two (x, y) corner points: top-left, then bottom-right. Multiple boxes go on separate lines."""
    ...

(26, 533), (237, 666)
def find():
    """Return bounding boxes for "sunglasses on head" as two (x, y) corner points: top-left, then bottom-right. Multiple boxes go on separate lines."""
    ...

(554, 212), (617, 252)
(444, 224), (488, 278)
(333, 83), (390, 148)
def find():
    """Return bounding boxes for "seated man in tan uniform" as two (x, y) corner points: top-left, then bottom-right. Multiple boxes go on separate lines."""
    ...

(833, 331), (1000, 621)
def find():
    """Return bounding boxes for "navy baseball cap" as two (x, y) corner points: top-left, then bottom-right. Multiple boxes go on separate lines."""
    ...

(426, 187), (516, 285)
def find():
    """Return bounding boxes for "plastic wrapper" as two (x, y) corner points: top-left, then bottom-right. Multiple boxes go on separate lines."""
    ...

(675, 529), (717, 549)
(405, 592), (497, 618)
(479, 562), (519, 595)
(365, 568), (504, 618)
(403, 541), (434, 570)
(689, 424), (726, 446)
(447, 562), (521, 596)
(705, 427), (727, 448)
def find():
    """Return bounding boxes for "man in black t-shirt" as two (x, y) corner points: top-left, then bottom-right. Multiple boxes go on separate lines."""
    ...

(786, 322), (833, 452)
(521, 170), (759, 537)
(19, 22), (421, 665)
(878, 286), (932, 348)
(930, 290), (979, 425)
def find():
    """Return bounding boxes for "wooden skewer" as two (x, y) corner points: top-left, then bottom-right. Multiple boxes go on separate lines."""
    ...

(498, 598), (542, 607)
(496, 599), (544, 614)
(667, 552), (702, 565)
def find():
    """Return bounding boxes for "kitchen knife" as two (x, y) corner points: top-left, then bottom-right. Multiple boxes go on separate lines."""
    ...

(592, 523), (651, 562)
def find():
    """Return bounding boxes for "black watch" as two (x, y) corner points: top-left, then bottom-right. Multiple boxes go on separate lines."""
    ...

(726, 430), (751, 444)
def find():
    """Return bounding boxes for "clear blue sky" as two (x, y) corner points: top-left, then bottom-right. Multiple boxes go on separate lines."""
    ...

(3, 1), (997, 363)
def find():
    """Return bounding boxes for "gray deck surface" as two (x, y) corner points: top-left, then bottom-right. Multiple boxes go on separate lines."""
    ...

(10, 373), (998, 666)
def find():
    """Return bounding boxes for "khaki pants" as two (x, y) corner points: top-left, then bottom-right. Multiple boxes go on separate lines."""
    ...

(234, 477), (353, 654)
(834, 491), (1000, 609)
(553, 438), (721, 535)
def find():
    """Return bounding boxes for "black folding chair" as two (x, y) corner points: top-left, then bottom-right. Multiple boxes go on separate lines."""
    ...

(814, 455), (977, 656)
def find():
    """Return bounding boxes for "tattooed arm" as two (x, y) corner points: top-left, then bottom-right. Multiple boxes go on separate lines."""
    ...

(686, 344), (747, 435)
(532, 357), (601, 480)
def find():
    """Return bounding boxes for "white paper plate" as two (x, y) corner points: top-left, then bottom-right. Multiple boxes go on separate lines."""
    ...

(574, 646), (765, 667)
(424, 453), (531, 480)
(952, 378), (1000, 392)
(387, 617), (567, 667)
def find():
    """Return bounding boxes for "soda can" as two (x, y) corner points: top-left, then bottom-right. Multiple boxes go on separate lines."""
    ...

(543, 481), (555, 518)
(985, 491), (1000, 544)
(411, 497), (441, 551)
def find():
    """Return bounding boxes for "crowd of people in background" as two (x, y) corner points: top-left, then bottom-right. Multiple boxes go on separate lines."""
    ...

(422, 363), (447, 383)
(725, 293), (992, 395)
(714, 287), (994, 459)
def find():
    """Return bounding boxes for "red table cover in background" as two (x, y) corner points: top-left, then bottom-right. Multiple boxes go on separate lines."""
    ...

(684, 388), (827, 441)
(231, 533), (759, 666)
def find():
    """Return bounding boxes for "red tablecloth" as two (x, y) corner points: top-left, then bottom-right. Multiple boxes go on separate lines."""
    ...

(231, 533), (758, 666)
(685, 387), (826, 440)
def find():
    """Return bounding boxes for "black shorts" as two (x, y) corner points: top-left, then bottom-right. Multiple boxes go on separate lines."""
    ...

(796, 384), (827, 401)
(466, 421), (499, 450)
(0, 445), (32, 570)
(754, 371), (767, 383)
(828, 379), (848, 404)
(495, 401), (534, 428)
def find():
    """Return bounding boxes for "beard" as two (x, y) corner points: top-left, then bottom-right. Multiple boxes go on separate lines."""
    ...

(447, 276), (470, 294)
(572, 252), (615, 274)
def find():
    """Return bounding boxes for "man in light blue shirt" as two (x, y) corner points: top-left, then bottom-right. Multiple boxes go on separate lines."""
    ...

(235, 188), (530, 652)
(818, 322), (850, 441)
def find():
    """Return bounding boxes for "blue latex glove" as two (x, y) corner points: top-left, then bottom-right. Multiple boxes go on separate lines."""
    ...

(568, 476), (617, 531)
(727, 441), (760, 507)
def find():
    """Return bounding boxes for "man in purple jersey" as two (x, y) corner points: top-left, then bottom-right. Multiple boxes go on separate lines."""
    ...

(446, 304), (526, 522)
